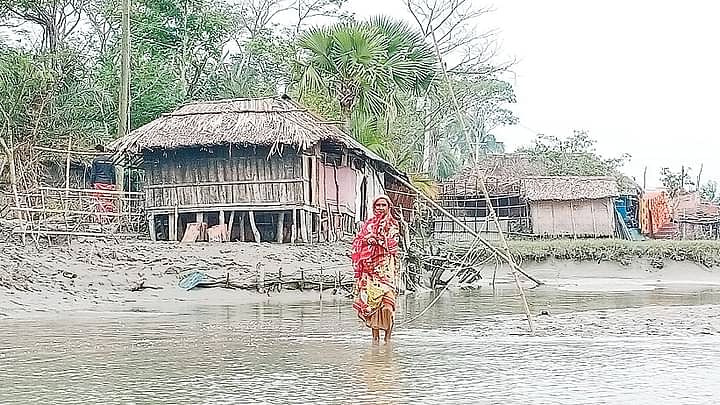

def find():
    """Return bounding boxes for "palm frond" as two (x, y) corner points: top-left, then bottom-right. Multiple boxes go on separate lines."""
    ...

(410, 173), (439, 199)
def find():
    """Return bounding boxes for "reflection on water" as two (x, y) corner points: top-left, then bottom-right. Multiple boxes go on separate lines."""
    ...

(2, 286), (720, 404)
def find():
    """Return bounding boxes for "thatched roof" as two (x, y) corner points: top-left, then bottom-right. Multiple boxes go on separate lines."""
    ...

(443, 153), (547, 196)
(444, 153), (641, 197)
(108, 96), (397, 172)
(522, 176), (619, 201)
(450, 153), (547, 182)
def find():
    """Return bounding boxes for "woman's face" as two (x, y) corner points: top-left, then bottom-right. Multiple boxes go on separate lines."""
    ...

(374, 198), (389, 216)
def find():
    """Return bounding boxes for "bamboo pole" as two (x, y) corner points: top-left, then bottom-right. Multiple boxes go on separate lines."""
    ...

(291, 209), (297, 244)
(36, 186), (144, 196)
(32, 146), (102, 156)
(149, 214), (157, 241)
(249, 211), (261, 242)
(9, 207), (144, 217)
(423, 30), (537, 332)
(697, 163), (703, 191)
(227, 210), (235, 239)
(276, 211), (284, 243)
(239, 212), (246, 242)
(300, 210), (308, 243)
(13, 229), (140, 238)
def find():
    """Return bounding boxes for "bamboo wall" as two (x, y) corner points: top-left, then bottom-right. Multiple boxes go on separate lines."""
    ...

(529, 198), (615, 237)
(433, 188), (531, 240)
(141, 144), (398, 243)
(143, 153), (304, 213)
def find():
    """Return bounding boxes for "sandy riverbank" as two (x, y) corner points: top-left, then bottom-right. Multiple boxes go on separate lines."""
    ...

(4, 235), (720, 318)
(0, 238), (354, 318)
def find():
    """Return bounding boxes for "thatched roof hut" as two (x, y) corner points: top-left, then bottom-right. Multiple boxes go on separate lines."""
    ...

(521, 176), (620, 201)
(521, 176), (619, 237)
(108, 96), (410, 243)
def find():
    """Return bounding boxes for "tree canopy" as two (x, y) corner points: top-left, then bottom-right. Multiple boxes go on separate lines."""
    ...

(0, 0), (524, 184)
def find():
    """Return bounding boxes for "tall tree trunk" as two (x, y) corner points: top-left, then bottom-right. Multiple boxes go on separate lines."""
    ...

(179, 0), (190, 99)
(118, 0), (131, 139)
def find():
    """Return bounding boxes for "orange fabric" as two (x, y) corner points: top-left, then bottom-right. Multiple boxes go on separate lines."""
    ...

(639, 191), (671, 235)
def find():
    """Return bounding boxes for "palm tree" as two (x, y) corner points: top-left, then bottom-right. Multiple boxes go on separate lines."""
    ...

(295, 16), (438, 121)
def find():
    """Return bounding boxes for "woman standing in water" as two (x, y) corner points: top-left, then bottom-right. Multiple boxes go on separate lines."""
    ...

(352, 195), (399, 344)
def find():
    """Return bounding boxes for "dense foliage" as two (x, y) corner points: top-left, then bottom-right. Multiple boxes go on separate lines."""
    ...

(0, 0), (648, 190)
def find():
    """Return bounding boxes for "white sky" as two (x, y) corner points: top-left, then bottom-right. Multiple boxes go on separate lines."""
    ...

(347, 0), (720, 188)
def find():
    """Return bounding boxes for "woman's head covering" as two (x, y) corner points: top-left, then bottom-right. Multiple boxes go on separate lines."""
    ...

(352, 194), (400, 276)
(372, 195), (393, 208)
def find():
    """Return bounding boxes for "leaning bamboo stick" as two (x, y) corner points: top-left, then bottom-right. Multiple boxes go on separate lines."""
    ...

(10, 207), (143, 217)
(12, 229), (141, 238)
(32, 146), (101, 156)
(37, 186), (144, 196)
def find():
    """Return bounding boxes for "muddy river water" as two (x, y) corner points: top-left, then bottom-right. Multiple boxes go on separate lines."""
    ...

(2, 284), (720, 404)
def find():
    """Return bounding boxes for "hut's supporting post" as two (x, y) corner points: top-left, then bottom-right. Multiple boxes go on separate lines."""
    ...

(116, 166), (125, 222)
(219, 210), (225, 227)
(300, 210), (308, 243)
(227, 211), (235, 240)
(291, 209), (297, 244)
(196, 212), (203, 224)
(249, 211), (261, 242)
(169, 213), (177, 241)
(239, 212), (246, 242)
(149, 214), (157, 242)
(325, 203), (336, 242)
(276, 212), (284, 243)
(307, 212), (314, 244)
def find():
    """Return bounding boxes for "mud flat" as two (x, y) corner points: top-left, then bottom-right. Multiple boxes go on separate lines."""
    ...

(3, 234), (720, 318)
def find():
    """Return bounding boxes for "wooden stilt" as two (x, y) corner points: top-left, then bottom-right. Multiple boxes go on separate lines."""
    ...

(291, 209), (297, 244)
(299, 210), (308, 243)
(249, 211), (261, 242)
(219, 210), (225, 227)
(306, 212), (313, 244)
(239, 212), (246, 242)
(276, 211), (285, 243)
(227, 210), (235, 240)
(149, 214), (157, 242)
(169, 213), (177, 241)
(196, 212), (204, 224)
(326, 202), (336, 242)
